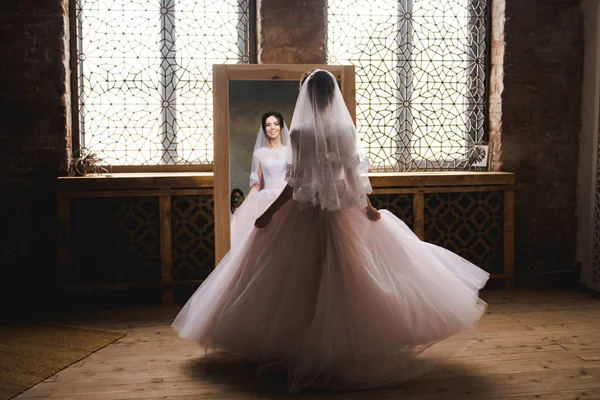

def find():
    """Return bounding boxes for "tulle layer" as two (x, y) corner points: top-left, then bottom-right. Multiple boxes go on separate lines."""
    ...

(174, 203), (489, 393)
(230, 188), (282, 249)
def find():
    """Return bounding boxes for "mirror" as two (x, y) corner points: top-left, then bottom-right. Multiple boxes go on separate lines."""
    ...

(228, 80), (299, 199)
(213, 64), (356, 263)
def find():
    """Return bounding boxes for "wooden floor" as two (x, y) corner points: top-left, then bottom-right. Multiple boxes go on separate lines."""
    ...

(14, 289), (600, 400)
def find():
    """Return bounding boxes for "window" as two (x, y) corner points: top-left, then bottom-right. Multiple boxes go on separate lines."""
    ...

(72, 0), (251, 166)
(327, 0), (489, 171)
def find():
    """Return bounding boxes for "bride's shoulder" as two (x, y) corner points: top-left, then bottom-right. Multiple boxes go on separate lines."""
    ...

(253, 147), (267, 157)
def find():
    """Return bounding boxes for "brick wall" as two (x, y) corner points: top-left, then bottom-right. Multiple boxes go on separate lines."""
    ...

(489, 0), (505, 172)
(501, 1), (583, 274)
(257, 0), (326, 64)
(0, 0), (69, 314)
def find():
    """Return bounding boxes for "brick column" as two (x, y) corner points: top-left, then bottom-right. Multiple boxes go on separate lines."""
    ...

(501, 0), (583, 274)
(257, 0), (327, 64)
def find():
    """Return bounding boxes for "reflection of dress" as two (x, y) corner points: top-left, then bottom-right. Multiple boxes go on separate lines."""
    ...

(230, 146), (288, 248)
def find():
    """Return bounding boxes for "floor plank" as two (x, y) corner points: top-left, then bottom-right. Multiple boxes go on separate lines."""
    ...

(11, 288), (600, 400)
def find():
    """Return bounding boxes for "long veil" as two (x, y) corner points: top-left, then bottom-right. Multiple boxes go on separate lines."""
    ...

(286, 69), (372, 211)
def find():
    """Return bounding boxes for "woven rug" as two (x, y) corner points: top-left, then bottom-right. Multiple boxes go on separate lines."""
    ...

(0, 324), (126, 400)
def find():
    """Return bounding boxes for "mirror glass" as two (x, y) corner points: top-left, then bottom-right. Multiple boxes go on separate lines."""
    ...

(228, 80), (300, 200)
(213, 64), (352, 263)
(228, 79), (343, 203)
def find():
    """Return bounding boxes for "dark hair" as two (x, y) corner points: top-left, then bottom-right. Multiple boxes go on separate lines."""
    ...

(300, 69), (316, 88)
(261, 111), (285, 143)
(230, 188), (244, 213)
(302, 70), (335, 109)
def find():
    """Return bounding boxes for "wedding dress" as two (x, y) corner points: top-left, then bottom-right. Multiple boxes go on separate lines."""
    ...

(173, 70), (489, 393)
(230, 145), (289, 248)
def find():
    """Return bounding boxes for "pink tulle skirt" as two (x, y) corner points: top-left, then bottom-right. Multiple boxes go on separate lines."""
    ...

(230, 188), (282, 249)
(173, 200), (489, 393)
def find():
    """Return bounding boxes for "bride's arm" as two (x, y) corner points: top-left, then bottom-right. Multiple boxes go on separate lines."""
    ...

(248, 158), (263, 196)
(255, 185), (293, 228)
(365, 195), (381, 221)
(248, 182), (261, 196)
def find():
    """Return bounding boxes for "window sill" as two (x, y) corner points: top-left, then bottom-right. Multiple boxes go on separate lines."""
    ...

(369, 171), (515, 189)
(57, 172), (213, 194)
(57, 171), (514, 194)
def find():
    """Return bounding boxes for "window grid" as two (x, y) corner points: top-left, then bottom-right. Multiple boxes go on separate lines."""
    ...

(73, 0), (251, 166)
(327, 0), (490, 171)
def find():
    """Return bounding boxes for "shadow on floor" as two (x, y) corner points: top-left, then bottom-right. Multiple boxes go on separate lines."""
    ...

(183, 353), (495, 398)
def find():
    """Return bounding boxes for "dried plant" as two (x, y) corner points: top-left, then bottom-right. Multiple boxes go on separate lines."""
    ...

(69, 149), (110, 177)
(470, 146), (487, 165)
(466, 138), (490, 169)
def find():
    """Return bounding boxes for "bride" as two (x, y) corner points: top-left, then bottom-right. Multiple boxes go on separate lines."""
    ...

(230, 111), (291, 248)
(173, 70), (489, 393)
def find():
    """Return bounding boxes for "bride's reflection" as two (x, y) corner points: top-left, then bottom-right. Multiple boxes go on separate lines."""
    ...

(230, 111), (291, 248)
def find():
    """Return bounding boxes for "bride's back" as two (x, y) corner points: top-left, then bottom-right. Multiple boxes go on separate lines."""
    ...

(287, 70), (371, 211)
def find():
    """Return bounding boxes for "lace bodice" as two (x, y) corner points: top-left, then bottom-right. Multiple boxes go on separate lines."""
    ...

(249, 147), (289, 190)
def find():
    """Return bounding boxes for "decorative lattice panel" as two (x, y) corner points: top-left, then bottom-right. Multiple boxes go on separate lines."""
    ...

(70, 197), (161, 284)
(328, 0), (488, 171)
(369, 193), (413, 230)
(75, 0), (250, 165)
(171, 195), (215, 280)
(424, 191), (503, 273)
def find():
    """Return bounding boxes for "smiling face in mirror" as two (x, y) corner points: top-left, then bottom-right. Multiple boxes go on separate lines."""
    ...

(263, 115), (283, 147)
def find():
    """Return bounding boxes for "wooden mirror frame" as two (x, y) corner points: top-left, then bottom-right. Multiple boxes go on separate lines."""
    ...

(213, 64), (356, 264)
